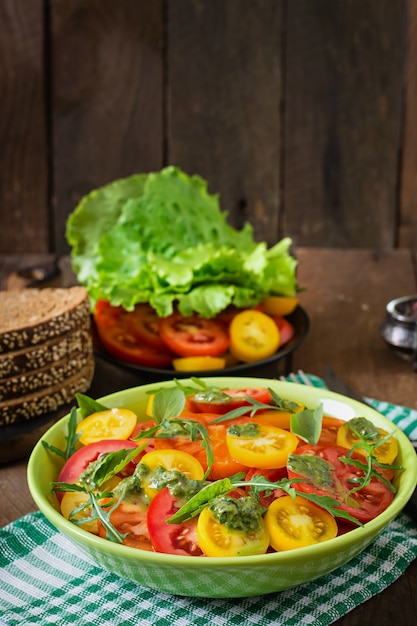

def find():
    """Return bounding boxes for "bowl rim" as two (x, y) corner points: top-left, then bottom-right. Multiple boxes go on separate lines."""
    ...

(27, 376), (417, 568)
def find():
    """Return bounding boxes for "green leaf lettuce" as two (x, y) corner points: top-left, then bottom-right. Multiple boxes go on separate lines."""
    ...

(66, 166), (298, 317)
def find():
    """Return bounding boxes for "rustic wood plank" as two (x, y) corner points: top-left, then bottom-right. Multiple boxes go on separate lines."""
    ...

(294, 248), (417, 409)
(50, 0), (164, 255)
(399, 0), (417, 250)
(284, 0), (405, 248)
(167, 0), (283, 245)
(0, 0), (49, 253)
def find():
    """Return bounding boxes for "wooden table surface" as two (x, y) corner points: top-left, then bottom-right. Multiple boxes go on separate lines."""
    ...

(1, 248), (417, 625)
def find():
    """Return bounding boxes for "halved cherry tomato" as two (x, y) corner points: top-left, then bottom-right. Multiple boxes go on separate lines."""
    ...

(229, 310), (280, 363)
(196, 502), (270, 556)
(127, 303), (168, 350)
(94, 305), (175, 367)
(153, 422), (249, 481)
(139, 449), (205, 499)
(273, 316), (296, 347)
(226, 422), (299, 469)
(159, 311), (230, 357)
(60, 491), (100, 534)
(57, 439), (139, 500)
(256, 402), (304, 430)
(76, 408), (137, 445)
(172, 355), (226, 371)
(244, 467), (288, 507)
(336, 417), (398, 465)
(262, 296), (299, 317)
(147, 487), (202, 556)
(287, 443), (395, 524)
(187, 387), (272, 415)
(265, 495), (338, 551)
(318, 416), (347, 445)
(98, 498), (153, 551)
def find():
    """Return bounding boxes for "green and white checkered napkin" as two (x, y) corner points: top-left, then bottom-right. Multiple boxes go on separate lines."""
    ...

(2, 374), (417, 626)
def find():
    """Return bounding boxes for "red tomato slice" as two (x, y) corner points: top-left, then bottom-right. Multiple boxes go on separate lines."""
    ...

(147, 487), (203, 556)
(99, 499), (153, 551)
(127, 303), (168, 350)
(287, 443), (394, 524)
(57, 439), (139, 500)
(244, 467), (288, 507)
(188, 387), (272, 414)
(153, 422), (249, 481)
(273, 316), (296, 347)
(94, 305), (175, 368)
(158, 312), (230, 357)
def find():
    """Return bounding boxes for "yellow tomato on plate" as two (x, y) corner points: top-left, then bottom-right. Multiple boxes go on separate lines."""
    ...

(229, 309), (280, 363)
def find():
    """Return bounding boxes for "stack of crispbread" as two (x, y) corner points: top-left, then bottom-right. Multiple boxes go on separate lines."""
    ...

(0, 286), (94, 426)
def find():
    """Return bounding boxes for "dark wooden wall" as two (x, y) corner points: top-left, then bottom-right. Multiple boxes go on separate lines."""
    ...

(1, 0), (415, 256)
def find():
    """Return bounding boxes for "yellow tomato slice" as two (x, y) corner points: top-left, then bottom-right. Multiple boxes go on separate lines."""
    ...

(60, 491), (100, 534)
(336, 418), (398, 465)
(256, 403), (304, 430)
(172, 356), (226, 371)
(196, 506), (270, 557)
(229, 309), (280, 363)
(265, 495), (338, 551)
(76, 408), (137, 445)
(226, 422), (299, 469)
(139, 449), (205, 499)
(262, 296), (299, 317)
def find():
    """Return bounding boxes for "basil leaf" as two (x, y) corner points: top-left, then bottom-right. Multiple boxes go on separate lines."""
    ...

(88, 446), (145, 488)
(76, 393), (109, 417)
(291, 405), (323, 445)
(152, 387), (186, 424)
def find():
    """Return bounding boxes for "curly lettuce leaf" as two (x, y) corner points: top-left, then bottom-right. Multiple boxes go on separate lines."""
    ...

(66, 166), (298, 317)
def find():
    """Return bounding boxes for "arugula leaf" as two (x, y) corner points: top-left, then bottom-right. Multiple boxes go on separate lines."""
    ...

(42, 406), (81, 461)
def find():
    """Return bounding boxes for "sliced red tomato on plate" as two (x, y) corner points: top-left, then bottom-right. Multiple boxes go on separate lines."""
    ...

(127, 303), (168, 350)
(147, 487), (203, 556)
(158, 311), (230, 357)
(57, 439), (139, 500)
(94, 304), (175, 368)
(187, 387), (272, 414)
(287, 443), (394, 524)
(273, 316), (296, 347)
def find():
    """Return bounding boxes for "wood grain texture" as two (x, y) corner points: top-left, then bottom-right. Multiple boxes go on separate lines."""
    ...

(167, 0), (283, 245)
(283, 0), (405, 248)
(399, 0), (417, 250)
(50, 0), (164, 254)
(0, 0), (49, 253)
(293, 248), (417, 408)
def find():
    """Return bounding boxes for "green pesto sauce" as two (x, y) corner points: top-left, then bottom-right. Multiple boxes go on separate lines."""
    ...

(209, 495), (264, 531)
(346, 417), (379, 441)
(227, 422), (261, 438)
(117, 462), (206, 502)
(287, 453), (334, 489)
(79, 458), (103, 490)
(192, 389), (232, 404)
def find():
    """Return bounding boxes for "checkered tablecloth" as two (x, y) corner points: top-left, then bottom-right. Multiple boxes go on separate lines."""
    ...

(1, 374), (417, 626)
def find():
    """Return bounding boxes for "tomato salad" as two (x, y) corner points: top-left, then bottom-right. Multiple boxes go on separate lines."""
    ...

(93, 296), (299, 372)
(48, 381), (401, 557)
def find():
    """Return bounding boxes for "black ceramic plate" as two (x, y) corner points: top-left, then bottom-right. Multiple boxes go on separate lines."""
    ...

(92, 306), (310, 381)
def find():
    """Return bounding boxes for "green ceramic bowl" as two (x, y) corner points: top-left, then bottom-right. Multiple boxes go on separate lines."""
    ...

(27, 377), (417, 598)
